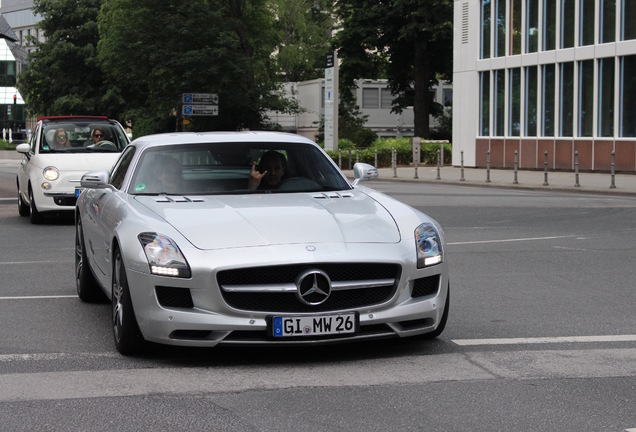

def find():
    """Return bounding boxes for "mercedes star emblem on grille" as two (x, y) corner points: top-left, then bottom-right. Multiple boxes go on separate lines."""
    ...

(295, 269), (332, 305)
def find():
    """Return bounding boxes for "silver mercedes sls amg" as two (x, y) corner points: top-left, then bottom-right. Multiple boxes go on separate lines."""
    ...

(75, 131), (449, 355)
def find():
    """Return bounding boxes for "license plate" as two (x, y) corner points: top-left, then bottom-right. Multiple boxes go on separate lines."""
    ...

(75, 187), (83, 198)
(270, 313), (358, 337)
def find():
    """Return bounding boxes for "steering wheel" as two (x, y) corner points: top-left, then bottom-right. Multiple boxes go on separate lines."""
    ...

(96, 140), (117, 150)
(277, 177), (322, 191)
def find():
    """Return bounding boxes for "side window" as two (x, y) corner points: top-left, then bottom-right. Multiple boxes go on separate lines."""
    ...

(110, 146), (136, 190)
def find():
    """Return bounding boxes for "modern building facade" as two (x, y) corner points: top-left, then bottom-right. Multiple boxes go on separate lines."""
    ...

(0, 0), (42, 55)
(0, 12), (26, 134)
(453, 0), (636, 172)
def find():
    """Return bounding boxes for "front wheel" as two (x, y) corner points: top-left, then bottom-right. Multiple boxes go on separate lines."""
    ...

(28, 186), (43, 224)
(75, 218), (106, 302)
(112, 248), (144, 355)
(17, 179), (29, 216)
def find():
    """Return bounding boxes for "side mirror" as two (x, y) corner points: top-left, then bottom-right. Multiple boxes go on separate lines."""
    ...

(80, 170), (111, 189)
(16, 143), (31, 155)
(352, 163), (379, 186)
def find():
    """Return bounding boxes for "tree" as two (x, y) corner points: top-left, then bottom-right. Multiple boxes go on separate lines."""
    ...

(16, 0), (117, 116)
(98, 0), (296, 135)
(333, 0), (453, 138)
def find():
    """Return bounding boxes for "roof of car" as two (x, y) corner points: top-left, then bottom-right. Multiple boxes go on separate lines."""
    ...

(37, 115), (111, 123)
(130, 131), (317, 152)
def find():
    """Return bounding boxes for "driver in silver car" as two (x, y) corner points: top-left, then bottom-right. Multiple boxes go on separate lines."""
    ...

(248, 150), (287, 190)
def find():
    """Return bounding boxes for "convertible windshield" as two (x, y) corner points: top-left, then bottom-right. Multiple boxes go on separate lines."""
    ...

(39, 122), (128, 153)
(130, 141), (352, 195)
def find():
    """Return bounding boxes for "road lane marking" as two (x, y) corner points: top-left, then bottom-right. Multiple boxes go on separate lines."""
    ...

(448, 235), (573, 245)
(0, 295), (77, 300)
(0, 259), (73, 265)
(453, 335), (636, 346)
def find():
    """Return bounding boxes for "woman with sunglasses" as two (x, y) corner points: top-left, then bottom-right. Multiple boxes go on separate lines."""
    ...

(52, 128), (71, 149)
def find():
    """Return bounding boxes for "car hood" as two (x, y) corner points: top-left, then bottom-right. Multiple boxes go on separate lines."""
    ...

(33, 153), (120, 172)
(135, 192), (401, 249)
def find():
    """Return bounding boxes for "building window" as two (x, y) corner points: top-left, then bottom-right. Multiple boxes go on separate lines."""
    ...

(526, 0), (539, 52)
(0, 61), (17, 87)
(620, 55), (636, 137)
(510, 0), (522, 55)
(580, 0), (595, 45)
(622, 0), (636, 40)
(544, 0), (557, 50)
(443, 89), (453, 107)
(362, 88), (379, 109)
(598, 58), (615, 137)
(561, 0), (575, 48)
(525, 66), (538, 136)
(381, 88), (393, 109)
(542, 64), (556, 136)
(494, 69), (506, 136)
(509, 68), (521, 136)
(495, 0), (506, 57)
(480, 72), (491, 136)
(578, 60), (594, 136)
(560, 62), (574, 136)
(600, 0), (616, 43)
(481, 0), (491, 59)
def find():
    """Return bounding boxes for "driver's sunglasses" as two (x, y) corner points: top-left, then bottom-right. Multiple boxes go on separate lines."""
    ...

(94, 133), (103, 138)
(57, 135), (67, 140)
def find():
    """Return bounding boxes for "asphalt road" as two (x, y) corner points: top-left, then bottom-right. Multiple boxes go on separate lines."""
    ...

(0, 171), (635, 432)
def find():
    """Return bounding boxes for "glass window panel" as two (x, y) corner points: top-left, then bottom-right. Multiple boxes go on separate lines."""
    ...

(509, 68), (521, 136)
(622, 0), (636, 40)
(598, 58), (615, 137)
(600, 0), (616, 43)
(561, 0), (575, 48)
(542, 64), (556, 136)
(620, 55), (636, 137)
(580, 0), (595, 45)
(362, 88), (379, 109)
(495, 0), (506, 57)
(527, 0), (539, 52)
(443, 89), (453, 107)
(560, 62), (574, 136)
(511, 0), (522, 55)
(481, 0), (491, 58)
(578, 60), (594, 136)
(380, 88), (393, 109)
(480, 72), (491, 135)
(544, 0), (557, 50)
(494, 69), (506, 136)
(525, 66), (538, 136)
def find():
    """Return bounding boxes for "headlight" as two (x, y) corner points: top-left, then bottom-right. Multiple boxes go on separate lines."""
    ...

(43, 166), (59, 181)
(138, 233), (191, 278)
(415, 223), (443, 268)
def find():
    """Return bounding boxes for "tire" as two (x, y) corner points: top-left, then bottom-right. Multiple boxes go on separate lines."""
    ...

(423, 282), (450, 339)
(17, 179), (29, 217)
(75, 218), (107, 303)
(28, 186), (43, 224)
(112, 248), (144, 355)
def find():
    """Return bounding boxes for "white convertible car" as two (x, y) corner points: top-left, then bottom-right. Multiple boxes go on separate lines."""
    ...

(16, 116), (130, 223)
(75, 131), (449, 355)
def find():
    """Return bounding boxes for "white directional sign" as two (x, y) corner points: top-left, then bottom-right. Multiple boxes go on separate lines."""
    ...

(182, 93), (219, 104)
(182, 105), (219, 116)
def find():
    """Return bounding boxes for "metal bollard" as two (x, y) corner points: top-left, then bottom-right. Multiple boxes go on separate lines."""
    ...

(513, 150), (519, 184)
(436, 150), (441, 180)
(392, 148), (397, 178)
(543, 151), (549, 186)
(486, 151), (491, 183)
(374, 149), (378, 168)
(348, 149), (352, 170)
(338, 150), (342, 169)
(574, 151), (580, 187)
(413, 146), (419, 179)
(356, 149), (359, 164)
(460, 150), (465, 181)
(610, 151), (616, 189)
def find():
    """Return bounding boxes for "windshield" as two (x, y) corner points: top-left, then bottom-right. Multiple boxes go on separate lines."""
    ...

(39, 122), (128, 153)
(129, 141), (352, 195)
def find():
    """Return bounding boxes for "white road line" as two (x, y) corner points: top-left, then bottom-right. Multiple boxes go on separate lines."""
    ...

(453, 335), (636, 346)
(0, 260), (73, 265)
(448, 235), (573, 245)
(0, 198), (15, 202)
(0, 295), (77, 300)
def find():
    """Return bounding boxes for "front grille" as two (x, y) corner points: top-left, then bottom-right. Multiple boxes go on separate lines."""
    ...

(155, 286), (194, 308)
(412, 275), (440, 298)
(54, 196), (77, 206)
(218, 263), (401, 313)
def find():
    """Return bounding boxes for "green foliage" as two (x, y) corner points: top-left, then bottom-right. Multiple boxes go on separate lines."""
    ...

(0, 140), (17, 150)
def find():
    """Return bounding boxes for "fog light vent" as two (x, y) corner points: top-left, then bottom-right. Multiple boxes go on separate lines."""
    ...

(155, 286), (194, 308)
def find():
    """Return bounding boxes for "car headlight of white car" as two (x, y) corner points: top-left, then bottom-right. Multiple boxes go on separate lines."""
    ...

(138, 233), (191, 277)
(43, 166), (59, 181)
(415, 223), (443, 268)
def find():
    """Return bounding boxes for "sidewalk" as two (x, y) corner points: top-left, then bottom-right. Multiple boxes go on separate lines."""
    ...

(342, 165), (636, 196)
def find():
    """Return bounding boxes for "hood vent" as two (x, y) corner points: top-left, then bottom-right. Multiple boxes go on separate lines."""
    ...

(153, 195), (204, 203)
(312, 192), (354, 200)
